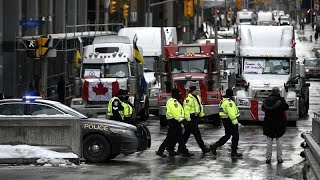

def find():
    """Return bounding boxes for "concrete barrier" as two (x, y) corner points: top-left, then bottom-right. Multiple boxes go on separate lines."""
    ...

(302, 112), (320, 180)
(312, 113), (320, 143)
(0, 117), (81, 157)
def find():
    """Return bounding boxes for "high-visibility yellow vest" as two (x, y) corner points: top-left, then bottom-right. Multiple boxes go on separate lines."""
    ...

(107, 97), (121, 116)
(166, 98), (185, 122)
(184, 93), (204, 121)
(120, 102), (133, 118)
(219, 97), (240, 125)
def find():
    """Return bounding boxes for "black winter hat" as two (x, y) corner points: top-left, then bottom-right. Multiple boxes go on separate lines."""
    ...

(172, 88), (180, 96)
(117, 89), (125, 96)
(189, 86), (197, 92)
(225, 89), (233, 97)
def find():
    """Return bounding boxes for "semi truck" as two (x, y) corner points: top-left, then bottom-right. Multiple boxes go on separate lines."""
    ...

(117, 27), (168, 114)
(236, 9), (254, 25)
(158, 42), (222, 127)
(197, 38), (236, 95)
(71, 36), (149, 120)
(235, 25), (310, 124)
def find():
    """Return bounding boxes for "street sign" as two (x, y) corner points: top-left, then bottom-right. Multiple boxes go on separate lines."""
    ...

(130, 12), (138, 22)
(19, 20), (44, 27)
(27, 40), (38, 49)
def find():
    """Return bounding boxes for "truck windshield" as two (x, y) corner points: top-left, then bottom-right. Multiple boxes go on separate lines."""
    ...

(171, 58), (209, 74)
(243, 58), (290, 75)
(305, 59), (320, 67)
(82, 63), (129, 78)
(143, 56), (157, 72)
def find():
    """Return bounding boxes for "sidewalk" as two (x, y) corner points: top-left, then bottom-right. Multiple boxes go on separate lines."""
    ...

(296, 23), (314, 42)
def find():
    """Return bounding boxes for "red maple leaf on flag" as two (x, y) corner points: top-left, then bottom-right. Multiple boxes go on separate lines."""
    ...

(92, 82), (108, 95)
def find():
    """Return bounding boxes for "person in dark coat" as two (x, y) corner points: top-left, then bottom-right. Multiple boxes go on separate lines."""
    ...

(262, 87), (289, 164)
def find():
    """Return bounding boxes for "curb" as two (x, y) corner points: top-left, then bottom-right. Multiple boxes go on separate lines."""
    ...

(0, 158), (80, 165)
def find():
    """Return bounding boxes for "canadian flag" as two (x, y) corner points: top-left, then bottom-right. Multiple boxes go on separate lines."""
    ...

(82, 79), (119, 102)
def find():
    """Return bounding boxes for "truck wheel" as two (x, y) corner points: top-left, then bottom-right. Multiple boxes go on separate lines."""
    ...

(299, 99), (307, 117)
(207, 114), (221, 127)
(83, 134), (111, 163)
(160, 115), (167, 127)
(140, 96), (149, 121)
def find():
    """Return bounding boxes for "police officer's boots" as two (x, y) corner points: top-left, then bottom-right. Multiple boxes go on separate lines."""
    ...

(201, 146), (211, 154)
(231, 151), (243, 158)
(210, 143), (218, 155)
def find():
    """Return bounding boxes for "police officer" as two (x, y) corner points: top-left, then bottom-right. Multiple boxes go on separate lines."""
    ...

(156, 88), (190, 158)
(210, 89), (243, 158)
(120, 90), (134, 125)
(107, 89), (125, 121)
(178, 86), (211, 154)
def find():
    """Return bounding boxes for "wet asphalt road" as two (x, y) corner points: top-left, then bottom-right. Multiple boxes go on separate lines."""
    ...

(0, 25), (319, 180)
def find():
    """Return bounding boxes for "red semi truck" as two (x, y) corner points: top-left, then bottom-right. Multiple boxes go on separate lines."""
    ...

(158, 42), (222, 127)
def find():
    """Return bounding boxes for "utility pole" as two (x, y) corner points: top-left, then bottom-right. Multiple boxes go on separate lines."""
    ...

(105, 0), (110, 30)
(214, 4), (220, 92)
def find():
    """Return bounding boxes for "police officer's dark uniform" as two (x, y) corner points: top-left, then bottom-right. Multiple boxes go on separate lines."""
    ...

(211, 89), (243, 158)
(178, 86), (211, 154)
(107, 89), (125, 121)
(156, 88), (187, 158)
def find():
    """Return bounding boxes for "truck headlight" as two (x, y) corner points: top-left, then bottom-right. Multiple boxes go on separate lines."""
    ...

(305, 69), (309, 73)
(110, 128), (135, 136)
(237, 98), (249, 106)
(286, 99), (295, 106)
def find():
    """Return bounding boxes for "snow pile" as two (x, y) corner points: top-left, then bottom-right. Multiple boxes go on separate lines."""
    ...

(0, 145), (78, 166)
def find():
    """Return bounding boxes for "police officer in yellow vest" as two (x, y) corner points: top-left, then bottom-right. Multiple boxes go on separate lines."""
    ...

(120, 90), (134, 125)
(107, 89), (125, 121)
(156, 88), (192, 158)
(178, 86), (211, 154)
(210, 89), (243, 158)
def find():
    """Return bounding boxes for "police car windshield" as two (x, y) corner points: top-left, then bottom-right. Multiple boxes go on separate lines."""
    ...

(55, 103), (87, 119)
(171, 58), (209, 74)
(82, 63), (129, 78)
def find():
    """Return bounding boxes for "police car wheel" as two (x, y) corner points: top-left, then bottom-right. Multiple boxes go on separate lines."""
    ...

(83, 134), (111, 163)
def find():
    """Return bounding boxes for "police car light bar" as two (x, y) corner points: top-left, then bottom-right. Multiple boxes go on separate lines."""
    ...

(23, 96), (42, 101)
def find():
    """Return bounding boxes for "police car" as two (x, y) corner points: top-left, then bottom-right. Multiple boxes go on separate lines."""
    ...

(0, 96), (151, 163)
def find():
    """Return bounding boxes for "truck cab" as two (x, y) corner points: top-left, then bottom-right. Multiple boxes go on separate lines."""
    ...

(71, 36), (149, 120)
(158, 42), (221, 126)
(235, 25), (309, 123)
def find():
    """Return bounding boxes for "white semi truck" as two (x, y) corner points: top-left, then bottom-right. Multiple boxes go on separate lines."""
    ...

(236, 10), (254, 25)
(71, 36), (149, 120)
(235, 25), (310, 123)
(117, 27), (169, 114)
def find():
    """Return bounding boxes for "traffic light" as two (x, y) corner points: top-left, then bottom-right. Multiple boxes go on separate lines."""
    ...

(123, 3), (129, 19)
(184, 0), (194, 17)
(236, 0), (242, 9)
(109, 0), (117, 14)
(38, 37), (50, 57)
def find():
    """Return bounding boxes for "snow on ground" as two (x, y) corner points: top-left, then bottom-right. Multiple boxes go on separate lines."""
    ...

(0, 145), (78, 166)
